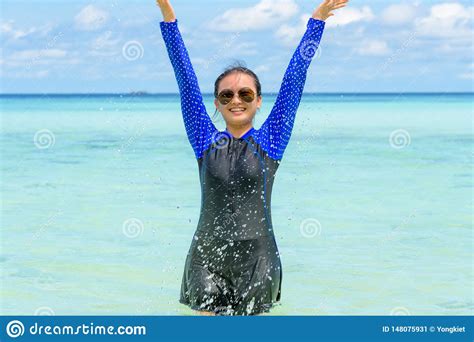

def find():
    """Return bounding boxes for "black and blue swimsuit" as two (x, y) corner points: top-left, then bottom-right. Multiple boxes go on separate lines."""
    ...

(160, 17), (325, 315)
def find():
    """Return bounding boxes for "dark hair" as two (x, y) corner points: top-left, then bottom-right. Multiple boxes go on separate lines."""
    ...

(214, 60), (262, 98)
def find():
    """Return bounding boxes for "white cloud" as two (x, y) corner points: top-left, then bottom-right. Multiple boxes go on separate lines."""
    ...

(1, 21), (35, 39)
(10, 49), (67, 60)
(120, 16), (154, 28)
(224, 42), (259, 56)
(191, 41), (258, 70)
(324, 5), (375, 28)
(2, 49), (81, 69)
(254, 64), (270, 73)
(458, 73), (473, 80)
(436, 41), (472, 54)
(458, 62), (474, 80)
(414, 2), (473, 39)
(33, 70), (50, 78)
(118, 65), (173, 80)
(89, 30), (121, 56)
(74, 5), (109, 31)
(207, 0), (299, 32)
(2, 69), (50, 78)
(1, 20), (54, 40)
(381, 3), (418, 25)
(275, 15), (308, 46)
(355, 39), (391, 56)
(190, 57), (209, 67)
(276, 6), (374, 47)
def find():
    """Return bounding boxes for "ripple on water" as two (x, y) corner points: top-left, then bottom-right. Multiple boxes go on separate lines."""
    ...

(435, 300), (474, 310)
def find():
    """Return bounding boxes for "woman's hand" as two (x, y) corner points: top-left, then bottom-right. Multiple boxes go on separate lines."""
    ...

(312, 0), (349, 21)
(156, 0), (176, 22)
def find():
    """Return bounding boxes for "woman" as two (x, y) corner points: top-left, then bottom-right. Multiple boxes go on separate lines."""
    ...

(156, 0), (348, 316)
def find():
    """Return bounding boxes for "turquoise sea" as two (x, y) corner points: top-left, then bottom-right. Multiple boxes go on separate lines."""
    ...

(0, 93), (472, 315)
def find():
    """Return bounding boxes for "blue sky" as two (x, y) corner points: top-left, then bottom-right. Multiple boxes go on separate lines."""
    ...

(1, 0), (473, 93)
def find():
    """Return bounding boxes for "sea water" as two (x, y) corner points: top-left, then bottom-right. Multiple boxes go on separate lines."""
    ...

(0, 93), (472, 315)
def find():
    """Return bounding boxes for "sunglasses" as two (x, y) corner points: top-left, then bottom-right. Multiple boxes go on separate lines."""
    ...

(217, 88), (256, 105)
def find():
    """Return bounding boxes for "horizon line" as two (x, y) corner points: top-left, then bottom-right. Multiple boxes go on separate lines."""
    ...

(1, 91), (473, 96)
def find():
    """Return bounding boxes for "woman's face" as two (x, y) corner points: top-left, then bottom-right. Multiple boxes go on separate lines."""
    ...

(214, 72), (262, 127)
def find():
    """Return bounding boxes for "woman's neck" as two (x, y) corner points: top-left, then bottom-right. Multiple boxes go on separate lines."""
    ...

(226, 124), (254, 139)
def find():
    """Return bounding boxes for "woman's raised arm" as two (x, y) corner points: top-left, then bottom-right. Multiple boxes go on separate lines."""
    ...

(157, 0), (217, 159)
(254, 0), (348, 161)
(156, 0), (176, 22)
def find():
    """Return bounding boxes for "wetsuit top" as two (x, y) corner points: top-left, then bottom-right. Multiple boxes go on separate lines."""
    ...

(160, 18), (325, 240)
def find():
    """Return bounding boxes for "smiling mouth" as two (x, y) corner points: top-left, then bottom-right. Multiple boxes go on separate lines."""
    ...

(230, 107), (246, 114)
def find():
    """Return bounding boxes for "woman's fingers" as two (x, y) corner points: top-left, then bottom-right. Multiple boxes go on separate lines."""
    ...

(329, 1), (348, 10)
(332, 3), (347, 10)
(322, 0), (347, 7)
(313, 0), (348, 21)
(156, 0), (170, 7)
(331, 0), (348, 7)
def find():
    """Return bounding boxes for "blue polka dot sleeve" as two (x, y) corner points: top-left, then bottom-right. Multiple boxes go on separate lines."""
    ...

(254, 18), (325, 160)
(160, 19), (217, 159)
